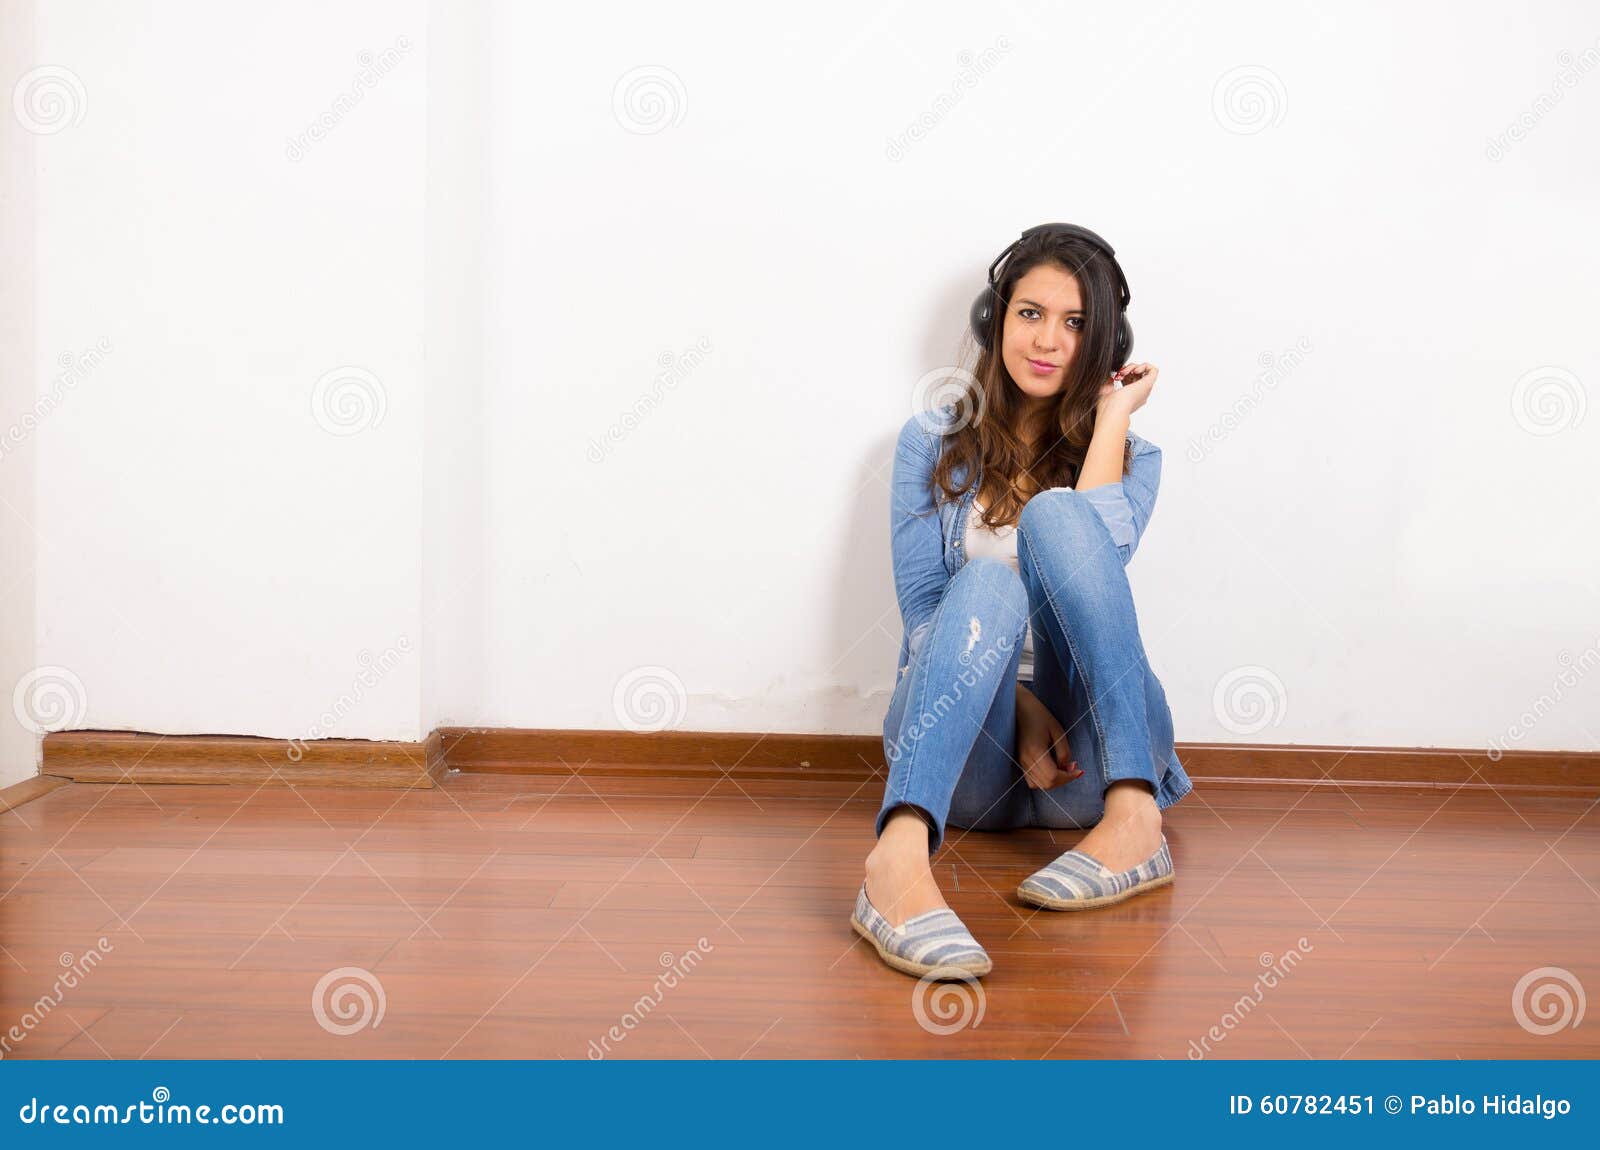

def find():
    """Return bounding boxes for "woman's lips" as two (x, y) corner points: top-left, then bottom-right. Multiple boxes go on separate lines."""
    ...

(1027, 358), (1059, 376)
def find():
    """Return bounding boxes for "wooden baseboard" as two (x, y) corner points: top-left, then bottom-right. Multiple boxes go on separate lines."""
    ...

(43, 730), (446, 789)
(438, 727), (1600, 793)
(435, 726), (879, 780)
(0, 773), (70, 813)
(33, 726), (1600, 794)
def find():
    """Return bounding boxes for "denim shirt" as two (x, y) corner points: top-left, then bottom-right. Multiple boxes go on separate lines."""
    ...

(888, 403), (1163, 678)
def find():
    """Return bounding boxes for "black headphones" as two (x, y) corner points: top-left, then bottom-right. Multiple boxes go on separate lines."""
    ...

(968, 222), (1134, 366)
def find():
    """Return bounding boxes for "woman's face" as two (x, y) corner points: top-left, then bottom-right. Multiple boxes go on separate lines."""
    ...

(1000, 261), (1084, 401)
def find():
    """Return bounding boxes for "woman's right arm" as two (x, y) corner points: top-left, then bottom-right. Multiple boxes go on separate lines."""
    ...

(888, 414), (951, 660)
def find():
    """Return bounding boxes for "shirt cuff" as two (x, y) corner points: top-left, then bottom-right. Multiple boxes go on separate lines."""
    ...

(1077, 482), (1137, 551)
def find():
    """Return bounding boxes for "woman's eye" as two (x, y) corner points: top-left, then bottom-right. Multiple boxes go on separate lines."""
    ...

(1018, 308), (1039, 320)
(1066, 316), (1083, 331)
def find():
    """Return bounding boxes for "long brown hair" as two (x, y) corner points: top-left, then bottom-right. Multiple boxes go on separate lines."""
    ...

(931, 229), (1132, 529)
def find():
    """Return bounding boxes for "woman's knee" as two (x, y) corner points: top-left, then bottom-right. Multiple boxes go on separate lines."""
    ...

(946, 556), (1028, 621)
(1017, 487), (1101, 554)
(940, 558), (1028, 664)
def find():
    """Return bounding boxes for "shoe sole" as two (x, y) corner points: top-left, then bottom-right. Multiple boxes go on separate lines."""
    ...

(1016, 871), (1174, 911)
(849, 915), (992, 979)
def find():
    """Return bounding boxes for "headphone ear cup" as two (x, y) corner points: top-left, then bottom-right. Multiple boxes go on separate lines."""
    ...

(1117, 314), (1134, 367)
(968, 290), (994, 350)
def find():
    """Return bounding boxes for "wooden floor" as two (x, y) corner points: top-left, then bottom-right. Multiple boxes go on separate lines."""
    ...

(2, 769), (1597, 1059)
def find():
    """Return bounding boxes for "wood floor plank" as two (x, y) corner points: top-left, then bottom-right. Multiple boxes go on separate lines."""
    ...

(1, 774), (1594, 1059)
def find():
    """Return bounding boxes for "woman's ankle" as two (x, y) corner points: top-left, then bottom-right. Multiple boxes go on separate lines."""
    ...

(1104, 779), (1160, 818)
(864, 812), (947, 926)
(872, 806), (934, 859)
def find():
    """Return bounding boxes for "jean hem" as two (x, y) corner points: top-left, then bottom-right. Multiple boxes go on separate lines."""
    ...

(1154, 761), (1194, 810)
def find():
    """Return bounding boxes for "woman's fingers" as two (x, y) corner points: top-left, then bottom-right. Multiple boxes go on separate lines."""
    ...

(1026, 752), (1064, 789)
(1051, 740), (1084, 784)
(1019, 743), (1044, 788)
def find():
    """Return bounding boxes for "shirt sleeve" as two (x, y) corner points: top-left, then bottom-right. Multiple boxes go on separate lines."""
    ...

(888, 412), (952, 658)
(1076, 431), (1163, 566)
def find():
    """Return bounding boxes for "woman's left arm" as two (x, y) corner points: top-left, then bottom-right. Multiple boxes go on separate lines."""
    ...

(1073, 363), (1163, 566)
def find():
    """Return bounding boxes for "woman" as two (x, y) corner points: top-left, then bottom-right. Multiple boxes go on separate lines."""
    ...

(850, 223), (1194, 980)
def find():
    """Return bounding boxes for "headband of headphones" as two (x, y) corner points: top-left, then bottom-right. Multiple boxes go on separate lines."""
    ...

(969, 222), (1133, 364)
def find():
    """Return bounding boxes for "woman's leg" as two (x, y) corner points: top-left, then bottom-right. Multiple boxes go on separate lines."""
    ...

(944, 678), (1035, 836)
(1014, 489), (1165, 871)
(869, 557), (1028, 925)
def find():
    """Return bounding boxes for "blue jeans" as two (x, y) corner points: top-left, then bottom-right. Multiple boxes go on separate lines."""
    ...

(877, 489), (1192, 854)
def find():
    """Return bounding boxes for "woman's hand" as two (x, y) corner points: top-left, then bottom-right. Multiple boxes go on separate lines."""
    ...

(1096, 361), (1159, 420)
(1016, 685), (1083, 789)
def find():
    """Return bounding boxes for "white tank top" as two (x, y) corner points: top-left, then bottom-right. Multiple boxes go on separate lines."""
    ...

(963, 498), (1036, 681)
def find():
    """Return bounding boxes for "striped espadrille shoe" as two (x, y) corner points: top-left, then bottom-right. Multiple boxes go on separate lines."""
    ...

(849, 882), (993, 979)
(1016, 834), (1174, 910)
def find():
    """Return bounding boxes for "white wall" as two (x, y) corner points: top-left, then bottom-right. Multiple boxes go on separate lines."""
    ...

(421, 0), (488, 735)
(15, 0), (429, 776)
(476, 0), (1600, 753)
(2, 0), (40, 788)
(3, 0), (1597, 780)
